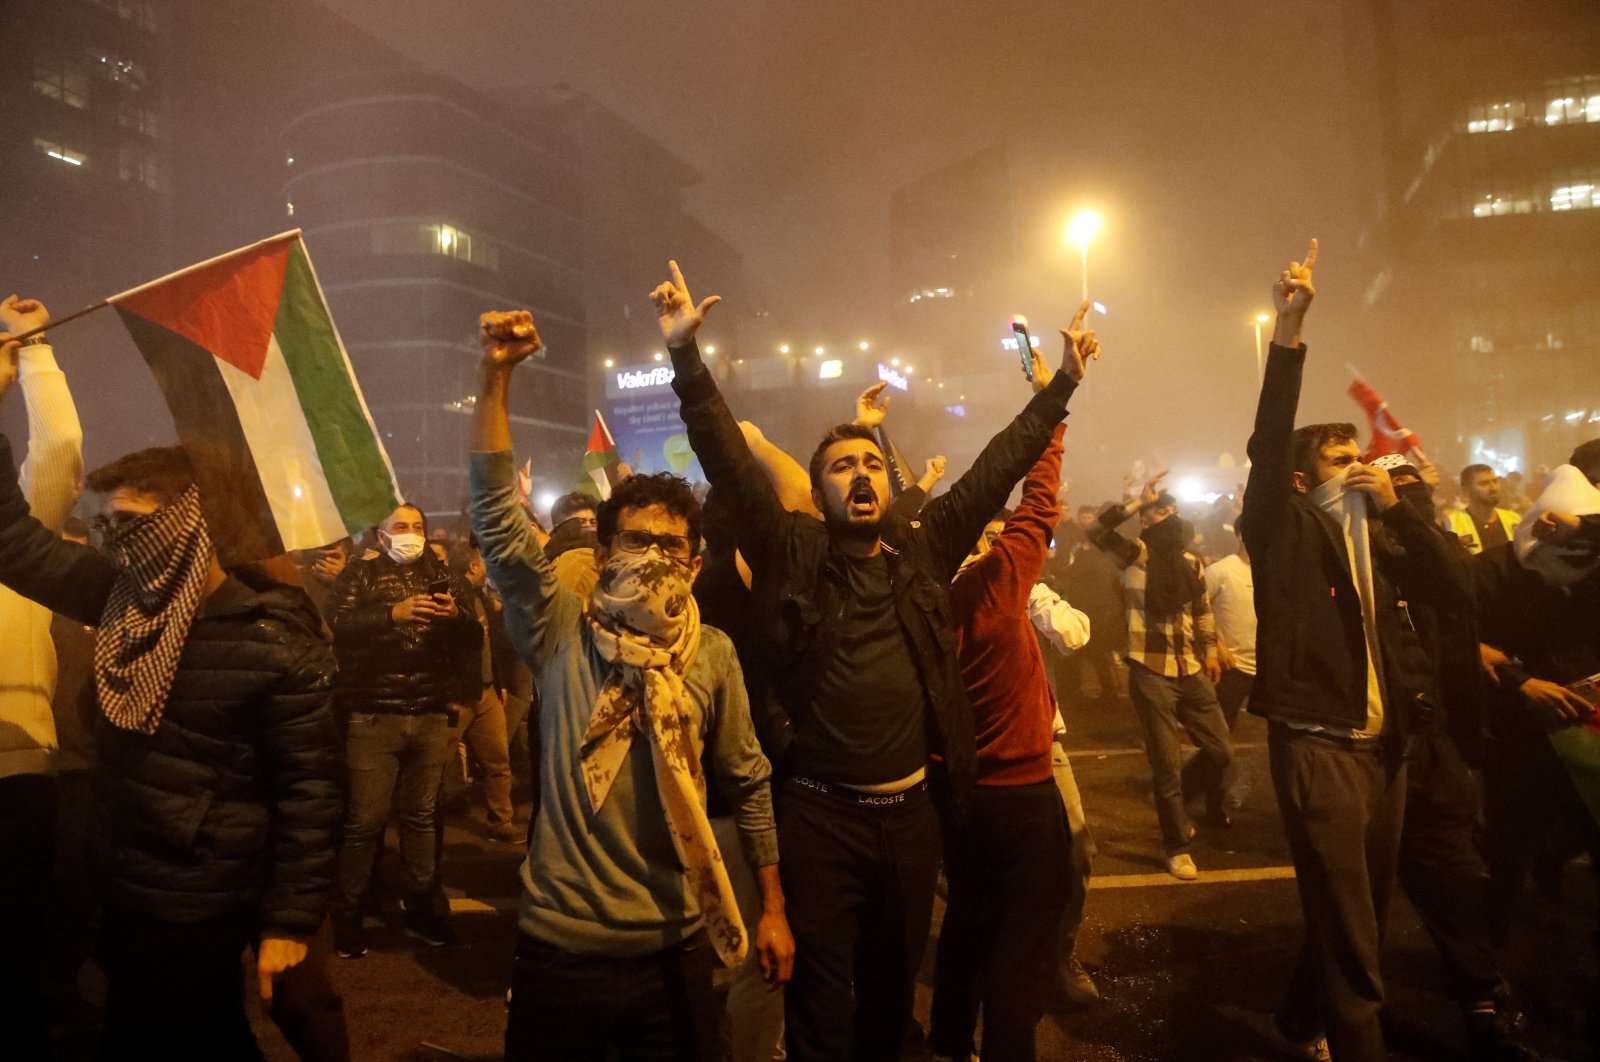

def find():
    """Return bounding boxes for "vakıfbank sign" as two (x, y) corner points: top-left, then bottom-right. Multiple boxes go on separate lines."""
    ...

(602, 361), (701, 480)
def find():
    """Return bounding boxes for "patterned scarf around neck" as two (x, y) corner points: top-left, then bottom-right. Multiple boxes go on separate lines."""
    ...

(95, 486), (215, 735)
(580, 551), (748, 967)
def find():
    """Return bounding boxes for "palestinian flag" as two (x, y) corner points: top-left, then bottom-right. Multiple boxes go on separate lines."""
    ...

(111, 230), (400, 565)
(580, 410), (623, 500)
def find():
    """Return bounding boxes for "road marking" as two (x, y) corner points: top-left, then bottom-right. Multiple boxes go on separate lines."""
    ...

(1066, 741), (1266, 759)
(445, 865), (1301, 913)
(1091, 865), (1297, 889)
(446, 896), (519, 913)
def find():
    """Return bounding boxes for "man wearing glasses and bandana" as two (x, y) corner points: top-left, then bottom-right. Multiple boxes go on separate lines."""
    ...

(470, 309), (793, 1062)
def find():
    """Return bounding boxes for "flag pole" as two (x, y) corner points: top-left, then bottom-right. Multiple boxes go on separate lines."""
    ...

(3, 229), (303, 345)
(3, 299), (112, 343)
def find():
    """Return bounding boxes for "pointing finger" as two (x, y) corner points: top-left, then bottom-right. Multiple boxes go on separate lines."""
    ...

(669, 260), (687, 293)
(1069, 299), (1090, 331)
(1304, 238), (1319, 271)
(259, 963), (275, 1002)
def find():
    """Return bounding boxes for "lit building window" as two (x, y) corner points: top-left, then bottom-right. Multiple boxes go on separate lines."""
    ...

(1465, 100), (1526, 134)
(907, 287), (956, 304)
(1471, 194), (1535, 217)
(369, 223), (500, 271)
(117, 101), (159, 137)
(117, 145), (161, 190)
(1551, 183), (1599, 211)
(33, 57), (90, 108)
(34, 138), (86, 167)
(89, 52), (147, 90)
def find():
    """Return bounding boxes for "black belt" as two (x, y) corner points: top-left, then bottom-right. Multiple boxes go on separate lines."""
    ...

(1278, 724), (1388, 753)
(787, 774), (928, 806)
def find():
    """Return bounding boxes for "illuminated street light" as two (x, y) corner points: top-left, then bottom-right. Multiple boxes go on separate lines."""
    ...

(1065, 209), (1103, 302)
(705, 345), (716, 355)
(814, 346), (825, 356)
(1252, 313), (1271, 383)
(859, 341), (870, 351)
(653, 352), (664, 362)
(603, 358), (614, 368)
(779, 344), (790, 354)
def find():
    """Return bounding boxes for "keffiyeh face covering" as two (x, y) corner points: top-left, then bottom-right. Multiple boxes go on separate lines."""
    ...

(580, 548), (748, 966)
(95, 486), (215, 735)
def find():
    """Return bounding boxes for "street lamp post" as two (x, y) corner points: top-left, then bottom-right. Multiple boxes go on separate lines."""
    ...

(1066, 209), (1103, 303)
(1252, 313), (1270, 383)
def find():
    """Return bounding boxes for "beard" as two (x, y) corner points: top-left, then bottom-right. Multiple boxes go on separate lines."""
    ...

(822, 475), (884, 543)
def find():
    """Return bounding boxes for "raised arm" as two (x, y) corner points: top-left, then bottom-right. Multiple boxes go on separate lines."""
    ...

(922, 302), (1099, 580)
(469, 310), (583, 665)
(656, 262), (792, 575)
(852, 382), (917, 497)
(1240, 239), (1317, 556)
(0, 423), (114, 626)
(739, 420), (820, 518)
(974, 425), (1066, 612)
(3, 298), (84, 533)
(1087, 473), (1164, 570)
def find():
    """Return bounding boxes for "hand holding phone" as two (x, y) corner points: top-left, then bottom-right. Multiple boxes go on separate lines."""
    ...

(1010, 315), (1035, 381)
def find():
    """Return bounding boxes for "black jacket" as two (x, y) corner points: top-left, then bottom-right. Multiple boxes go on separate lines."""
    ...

(1239, 345), (1470, 732)
(326, 550), (482, 715)
(0, 435), (341, 935)
(670, 339), (1077, 804)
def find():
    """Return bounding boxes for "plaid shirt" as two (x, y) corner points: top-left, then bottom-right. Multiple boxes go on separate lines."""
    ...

(1088, 508), (1216, 679)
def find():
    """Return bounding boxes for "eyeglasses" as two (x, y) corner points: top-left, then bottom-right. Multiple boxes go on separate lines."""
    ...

(612, 529), (696, 563)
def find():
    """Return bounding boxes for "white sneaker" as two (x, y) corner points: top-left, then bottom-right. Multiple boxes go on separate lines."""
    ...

(1165, 853), (1199, 880)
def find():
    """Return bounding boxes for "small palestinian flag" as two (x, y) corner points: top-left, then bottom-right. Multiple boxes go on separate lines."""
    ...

(580, 410), (624, 500)
(112, 231), (400, 565)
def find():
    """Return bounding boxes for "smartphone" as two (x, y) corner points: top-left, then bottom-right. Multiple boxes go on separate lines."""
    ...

(1010, 315), (1034, 380)
(428, 577), (451, 597)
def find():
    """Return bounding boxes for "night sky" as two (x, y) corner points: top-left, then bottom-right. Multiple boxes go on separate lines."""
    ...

(320, 0), (1377, 495)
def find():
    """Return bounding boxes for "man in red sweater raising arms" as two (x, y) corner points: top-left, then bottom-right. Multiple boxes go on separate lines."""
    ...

(929, 332), (1095, 1062)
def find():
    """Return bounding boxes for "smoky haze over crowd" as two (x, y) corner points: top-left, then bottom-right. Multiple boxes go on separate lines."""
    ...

(320, 0), (1368, 491)
(5, 0), (1596, 510)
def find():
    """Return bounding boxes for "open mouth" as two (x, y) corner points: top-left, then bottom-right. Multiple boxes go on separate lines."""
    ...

(847, 482), (878, 518)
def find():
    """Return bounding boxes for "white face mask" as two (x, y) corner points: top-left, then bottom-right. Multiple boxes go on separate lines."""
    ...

(384, 531), (426, 565)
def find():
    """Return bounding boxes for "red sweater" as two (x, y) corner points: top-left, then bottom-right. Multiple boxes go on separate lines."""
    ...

(948, 425), (1064, 786)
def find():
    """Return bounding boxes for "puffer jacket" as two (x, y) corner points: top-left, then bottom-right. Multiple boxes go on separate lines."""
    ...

(326, 549), (481, 714)
(0, 435), (342, 935)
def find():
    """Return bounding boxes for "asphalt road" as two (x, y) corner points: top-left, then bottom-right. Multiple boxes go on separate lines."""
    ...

(57, 692), (1600, 1061)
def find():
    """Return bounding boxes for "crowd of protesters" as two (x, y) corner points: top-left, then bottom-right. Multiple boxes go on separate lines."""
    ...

(0, 235), (1596, 1062)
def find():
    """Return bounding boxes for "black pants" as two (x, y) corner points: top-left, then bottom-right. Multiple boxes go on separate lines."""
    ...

(1482, 714), (1600, 949)
(97, 908), (263, 1061)
(930, 780), (1072, 1062)
(46, 769), (98, 1012)
(1397, 728), (1502, 1006)
(1270, 724), (1406, 1062)
(779, 777), (942, 1062)
(504, 930), (718, 1061)
(0, 773), (56, 1061)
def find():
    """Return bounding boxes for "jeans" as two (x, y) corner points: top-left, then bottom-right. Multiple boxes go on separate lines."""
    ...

(930, 780), (1073, 1062)
(447, 687), (515, 826)
(97, 908), (262, 1061)
(778, 778), (942, 1062)
(336, 711), (452, 907)
(1125, 664), (1234, 855)
(711, 816), (785, 1062)
(1207, 668), (1254, 812)
(1397, 729), (1502, 1006)
(505, 930), (719, 1061)
(1270, 724), (1406, 1062)
(0, 773), (56, 1060)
